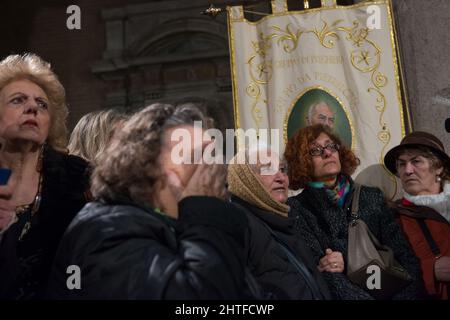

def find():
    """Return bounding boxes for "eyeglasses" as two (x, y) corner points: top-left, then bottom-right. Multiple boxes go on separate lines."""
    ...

(309, 143), (340, 157)
(256, 163), (288, 176)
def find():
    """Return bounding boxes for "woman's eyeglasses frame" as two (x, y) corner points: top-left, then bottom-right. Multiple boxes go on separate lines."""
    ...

(309, 142), (340, 157)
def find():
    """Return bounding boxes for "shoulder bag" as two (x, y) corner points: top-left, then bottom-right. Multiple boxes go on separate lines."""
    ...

(346, 184), (411, 299)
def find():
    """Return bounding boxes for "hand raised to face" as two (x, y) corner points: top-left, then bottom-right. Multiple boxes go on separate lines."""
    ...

(166, 158), (228, 202)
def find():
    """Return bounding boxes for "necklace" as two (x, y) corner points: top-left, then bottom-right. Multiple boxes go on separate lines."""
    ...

(16, 173), (43, 241)
(15, 146), (44, 241)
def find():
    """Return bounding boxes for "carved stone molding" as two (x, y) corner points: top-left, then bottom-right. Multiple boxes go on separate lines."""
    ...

(92, 0), (233, 127)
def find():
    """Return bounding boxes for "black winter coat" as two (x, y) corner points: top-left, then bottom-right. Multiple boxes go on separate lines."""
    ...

(231, 195), (331, 300)
(287, 182), (425, 300)
(0, 146), (90, 300)
(47, 196), (250, 299)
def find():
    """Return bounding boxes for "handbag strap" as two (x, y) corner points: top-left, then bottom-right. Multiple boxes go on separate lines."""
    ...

(416, 219), (449, 295)
(350, 183), (362, 222)
(261, 221), (325, 300)
(416, 219), (441, 256)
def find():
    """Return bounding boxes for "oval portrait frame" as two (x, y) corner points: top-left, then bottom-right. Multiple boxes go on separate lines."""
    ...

(285, 87), (354, 149)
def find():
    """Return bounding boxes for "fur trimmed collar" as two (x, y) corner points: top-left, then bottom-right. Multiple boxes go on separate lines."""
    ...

(404, 182), (450, 223)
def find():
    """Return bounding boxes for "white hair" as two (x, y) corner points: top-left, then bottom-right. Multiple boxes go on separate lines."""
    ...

(307, 101), (334, 125)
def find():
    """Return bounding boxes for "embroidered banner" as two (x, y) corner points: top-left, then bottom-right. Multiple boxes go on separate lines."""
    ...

(228, 0), (408, 199)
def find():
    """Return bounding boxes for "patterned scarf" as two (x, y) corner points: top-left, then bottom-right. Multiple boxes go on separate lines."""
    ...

(308, 174), (351, 208)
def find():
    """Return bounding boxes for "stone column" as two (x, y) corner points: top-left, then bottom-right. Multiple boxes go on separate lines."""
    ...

(392, 0), (450, 149)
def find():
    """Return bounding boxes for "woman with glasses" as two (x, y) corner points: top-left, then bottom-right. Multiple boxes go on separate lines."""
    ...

(285, 124), (423, 299)
(0, 54), (90, 299)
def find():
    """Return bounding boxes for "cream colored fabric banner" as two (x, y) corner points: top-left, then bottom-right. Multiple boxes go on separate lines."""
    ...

(228, 0), (406, 199)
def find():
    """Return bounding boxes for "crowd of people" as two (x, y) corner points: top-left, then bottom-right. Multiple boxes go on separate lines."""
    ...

(0, 53), (448, 300)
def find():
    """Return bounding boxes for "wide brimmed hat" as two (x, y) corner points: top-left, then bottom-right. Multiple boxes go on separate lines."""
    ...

(384, 131), (450, 175)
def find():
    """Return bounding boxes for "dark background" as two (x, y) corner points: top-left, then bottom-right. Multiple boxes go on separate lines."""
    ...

(1, 0), (449, 152)
(0, 0), (356, 132)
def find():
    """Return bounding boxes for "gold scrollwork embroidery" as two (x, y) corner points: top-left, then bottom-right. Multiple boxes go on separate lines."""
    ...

(271, 24), (304, 53)
(246, 82), (264, 127)
(247, 56), (272, 84)
(245, 17), (391, 154)
(310, 19), (344, 48)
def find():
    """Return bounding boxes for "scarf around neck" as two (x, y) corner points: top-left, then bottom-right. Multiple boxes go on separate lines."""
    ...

(404, 181), (450, 223)
(227, 159), (289, 217)
(308, 174), (351, 208)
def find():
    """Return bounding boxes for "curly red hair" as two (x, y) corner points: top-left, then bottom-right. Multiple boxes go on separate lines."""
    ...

(285, 124), (359, 190)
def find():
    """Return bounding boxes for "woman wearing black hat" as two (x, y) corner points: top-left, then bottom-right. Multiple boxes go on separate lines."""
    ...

(385, 131), (450, 300)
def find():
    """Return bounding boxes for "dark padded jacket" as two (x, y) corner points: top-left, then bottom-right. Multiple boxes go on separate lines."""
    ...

(46, 196), (250, 299)
(231, 195), (331, 300)
(287, 182), (425, 300)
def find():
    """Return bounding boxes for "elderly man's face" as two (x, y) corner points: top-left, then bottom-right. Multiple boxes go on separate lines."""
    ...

(309, 102), (335, 129)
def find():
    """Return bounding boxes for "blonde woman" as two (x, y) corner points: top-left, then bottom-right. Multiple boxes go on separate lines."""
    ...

(68, 109), (127, 163)
(0, 53), (90, 299)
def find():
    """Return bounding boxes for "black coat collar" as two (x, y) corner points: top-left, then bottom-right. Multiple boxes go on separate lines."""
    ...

(230, 195), (295, 234)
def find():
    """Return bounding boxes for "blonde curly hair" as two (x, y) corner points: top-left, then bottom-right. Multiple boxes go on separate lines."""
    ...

(0, 53), (68, 152)
(68, 109), (127, 163)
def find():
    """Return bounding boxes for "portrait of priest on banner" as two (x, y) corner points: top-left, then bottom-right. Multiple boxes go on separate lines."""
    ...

(287, 88), (352, 149)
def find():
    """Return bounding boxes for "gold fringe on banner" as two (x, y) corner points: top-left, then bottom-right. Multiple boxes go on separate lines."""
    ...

(321, 0), (337, 7)
(271, 0), (288, 13)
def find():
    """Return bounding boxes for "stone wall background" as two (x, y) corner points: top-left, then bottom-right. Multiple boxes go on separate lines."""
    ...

(391, 0), (450, 151)
(0, 0), (448, 149)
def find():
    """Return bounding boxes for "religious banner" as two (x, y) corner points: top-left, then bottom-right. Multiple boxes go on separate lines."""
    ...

(227, 0), (409, 199)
